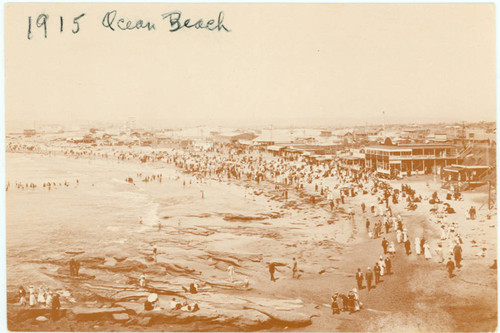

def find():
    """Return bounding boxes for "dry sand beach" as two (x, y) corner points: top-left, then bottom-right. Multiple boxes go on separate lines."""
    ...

(5, 149), (497, 332)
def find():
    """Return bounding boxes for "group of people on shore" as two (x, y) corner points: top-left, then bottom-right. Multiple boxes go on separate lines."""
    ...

(17, 285), (61, 318)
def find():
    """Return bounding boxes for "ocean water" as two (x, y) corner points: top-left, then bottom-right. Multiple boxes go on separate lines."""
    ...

(5, 152), (278, 289)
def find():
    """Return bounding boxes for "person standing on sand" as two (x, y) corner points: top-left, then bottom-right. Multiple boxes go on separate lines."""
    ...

(69, 259), (75, 276)
(378, 256), (386, 276)
(140, 274), (147, 288)
(355, 268), (364, 290)
(366, 219), (370, 233)
(384, 257), (392, 275)
(440, 225), (447, 240)
(331, 294), (340, 315)
(446, 257), (455, 278)
(227, 265), (235, 282)
(75, 260), (80, 276)
(269, 263), (277, 282)
(292, 258), (298, 279)
(51, 293), (60, 321)
(340, 293), (349, 312)
(420, 237), (426, 255)
(436, 244), (444, 263)
(382, 238), (389, 254)
(365, 267), (373, 291)
(384, 219), (390, 234)
(361, 202), (366, 214)
(415, 237), (421, 255)
(153, 246), (158, 263)
(454, 243), (463, 268)
(18, 286), (26, 307)
(404, 239), (411, 255)
(423, 242), (432, 260)
(388, 241), (396, 255)
(28, 286), (36, 307)
(402, 229), (408, 243)
(374, 263), (381, 284)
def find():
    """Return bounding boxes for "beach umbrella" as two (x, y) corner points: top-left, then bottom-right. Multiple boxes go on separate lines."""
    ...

(148, 293), (158, 302)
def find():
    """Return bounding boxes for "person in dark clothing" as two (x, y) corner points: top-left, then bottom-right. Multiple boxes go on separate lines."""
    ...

(69, 259), (75, 277)
(144, 300), (154, 311)
(189, 283), (198, 294)
(365, 219), (370, 233)
(51, 293), (60, 321)
(374, 263), (381, 284)
(74, 260), (80, 276)
(347, 291), (355, 313)
(361, 203), (366, 214)
(404, 239), (411, 255)
(331, 295), (340, 315)
(269, 263), (277, 282)
(446, 258), (455, 278)
(382, 238), (389, 254)
(340, 294), (349, 312)
(365, 267), (373, 291)
(454, 243), (463, 268)
(384, 257), (392, 275)
(355, 268), (363, 290)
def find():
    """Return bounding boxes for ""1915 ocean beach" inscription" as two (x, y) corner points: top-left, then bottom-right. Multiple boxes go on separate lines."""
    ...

(27, 10), (230, 40)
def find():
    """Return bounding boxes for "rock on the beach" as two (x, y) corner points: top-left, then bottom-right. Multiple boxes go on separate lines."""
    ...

(115, 301), (145, 315)
(112, 313), (130, 322)
(251, 308), (311, 327)
(36, 316), (48, 322)
(110, 260), (147, 272)
(214, 309), (272, 329)
(137, 317), (152, 326)
(72, 306), (126, 321)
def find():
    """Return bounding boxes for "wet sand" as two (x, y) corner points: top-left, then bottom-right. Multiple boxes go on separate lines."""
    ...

(6, 152), (497, 332)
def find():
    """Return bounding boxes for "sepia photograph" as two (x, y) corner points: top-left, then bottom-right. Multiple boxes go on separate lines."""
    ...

(3, 3), (498, 332)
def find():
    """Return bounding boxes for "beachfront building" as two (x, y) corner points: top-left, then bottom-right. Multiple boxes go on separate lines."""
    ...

(442, 164), (493, 190)
(339, 152), (365, 173)
(365, 140), (461, 178)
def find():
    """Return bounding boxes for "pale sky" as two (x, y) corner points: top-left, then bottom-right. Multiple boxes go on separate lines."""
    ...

(5, 3), (496, 130)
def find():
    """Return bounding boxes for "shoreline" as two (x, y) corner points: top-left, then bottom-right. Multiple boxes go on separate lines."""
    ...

(6, 150), (497, 332)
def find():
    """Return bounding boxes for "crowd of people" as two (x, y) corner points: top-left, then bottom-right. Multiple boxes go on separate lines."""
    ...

(8, 139), (494, 323)
(17, 285), (61, 319)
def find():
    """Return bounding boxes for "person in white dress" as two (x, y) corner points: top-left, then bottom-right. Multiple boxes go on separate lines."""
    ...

(227, 265), (235, 283)
(139, 274), (147, 288)
(352, 288), (361, 312)
(435, 244), (444, 263)
(440, 225), (447, 240)
(378, 256), (386, 276)
(396, 229), (402, 243)
(388, 241), (396, 254)
(37, 287), (46, 307)
(424, 242), (432, 260)
(28, 286), (37, 307)
(415, 237), (421, 255)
